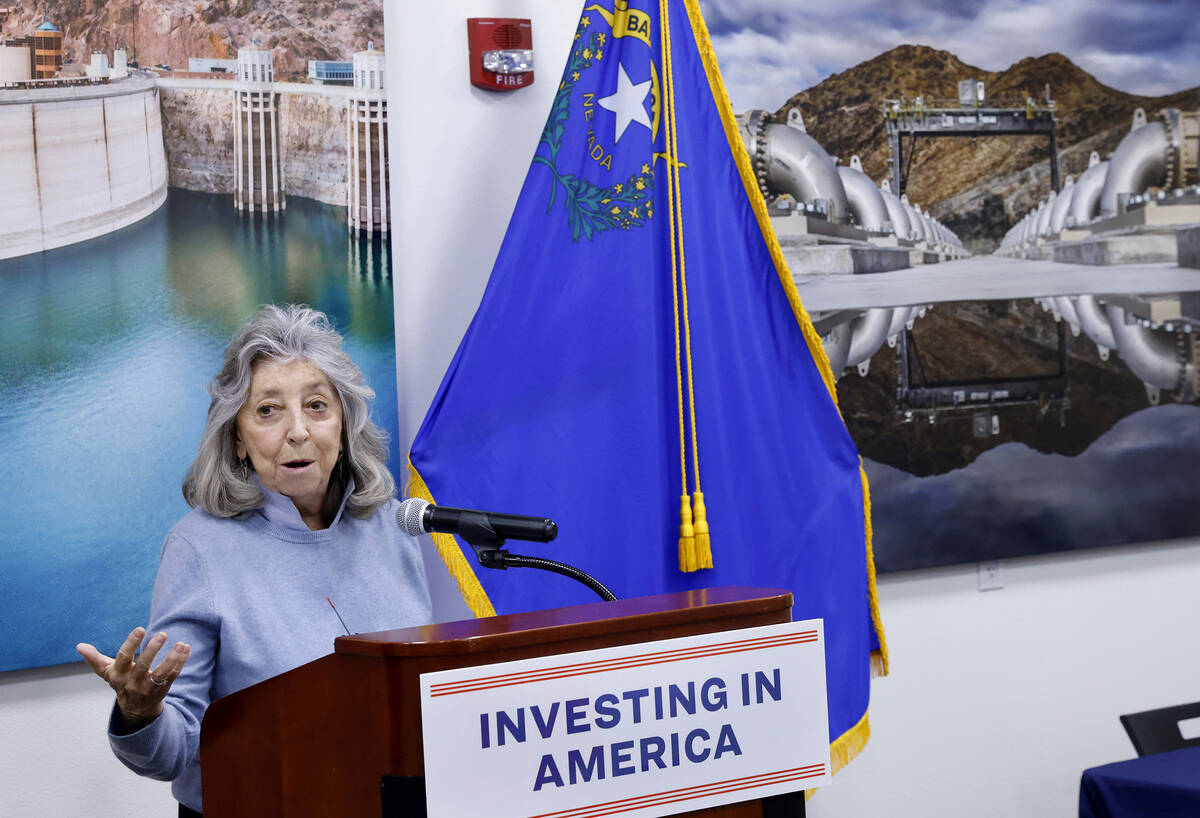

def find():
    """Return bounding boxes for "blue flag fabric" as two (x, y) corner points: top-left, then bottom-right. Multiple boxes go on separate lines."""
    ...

(409, 0), (887, 769)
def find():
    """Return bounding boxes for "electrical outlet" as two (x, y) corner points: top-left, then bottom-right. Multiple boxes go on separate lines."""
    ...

(978, 561), (1004, 591)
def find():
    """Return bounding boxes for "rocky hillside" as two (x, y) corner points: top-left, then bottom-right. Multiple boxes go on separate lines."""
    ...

(932, 123), (1130, 253)
(773, 46), (1200, 244)
(0, 0), (382, 78)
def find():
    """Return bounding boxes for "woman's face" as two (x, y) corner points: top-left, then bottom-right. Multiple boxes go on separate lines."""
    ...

(235, 357), (344, 519)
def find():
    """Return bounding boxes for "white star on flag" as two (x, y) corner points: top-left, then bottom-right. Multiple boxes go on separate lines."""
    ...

(597, 63), (652, 144)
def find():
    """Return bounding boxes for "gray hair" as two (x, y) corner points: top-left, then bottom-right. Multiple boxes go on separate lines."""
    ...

(183, 304), (395, 519)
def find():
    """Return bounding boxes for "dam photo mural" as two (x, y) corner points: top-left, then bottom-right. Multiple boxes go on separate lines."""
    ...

(0, 3), (394, 671)
(2, 0), (1199, 673)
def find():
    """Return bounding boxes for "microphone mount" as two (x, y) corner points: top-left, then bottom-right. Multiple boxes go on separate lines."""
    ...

(451, 511), (617, 602)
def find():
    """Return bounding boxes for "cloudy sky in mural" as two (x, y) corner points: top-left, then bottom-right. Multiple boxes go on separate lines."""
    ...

(698, 0), (1200, 111)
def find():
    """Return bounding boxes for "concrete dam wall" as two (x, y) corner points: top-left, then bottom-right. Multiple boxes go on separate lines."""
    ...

(156, 78), (350, 209)
(0, 75), (168, 260)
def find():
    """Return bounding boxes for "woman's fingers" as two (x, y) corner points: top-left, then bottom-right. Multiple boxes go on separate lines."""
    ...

(79, 626), (146, 682)
(111, 626), (147, 676)
(130, 631), (168, 680)
(149, 642), (191, 689)
(79, 627), (186, 720)
(75, 642), (113, 677)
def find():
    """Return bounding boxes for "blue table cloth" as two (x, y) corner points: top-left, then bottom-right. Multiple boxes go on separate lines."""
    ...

(1080, 746), (1200, 818)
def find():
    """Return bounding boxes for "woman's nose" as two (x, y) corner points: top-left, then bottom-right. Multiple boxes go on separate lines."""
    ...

(285, 410), (310, 443)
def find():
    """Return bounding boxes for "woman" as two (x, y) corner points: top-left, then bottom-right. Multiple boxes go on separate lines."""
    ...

(76, 305), (432, 817)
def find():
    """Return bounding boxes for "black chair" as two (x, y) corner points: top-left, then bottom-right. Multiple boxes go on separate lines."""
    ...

(1120, 701), (1200, 756)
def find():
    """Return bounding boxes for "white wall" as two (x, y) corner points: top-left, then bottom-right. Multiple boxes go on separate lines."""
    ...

(808, 537), (1200, 817)
(0, 663), (177, 814)
(388, 0), (581, 449)
(387, 0), (583, 622)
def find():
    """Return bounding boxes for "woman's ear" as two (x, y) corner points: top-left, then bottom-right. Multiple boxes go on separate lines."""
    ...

(235, 434), (246, 461)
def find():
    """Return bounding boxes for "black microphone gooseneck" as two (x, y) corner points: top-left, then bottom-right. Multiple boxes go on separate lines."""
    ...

(396, 499), (617, 602)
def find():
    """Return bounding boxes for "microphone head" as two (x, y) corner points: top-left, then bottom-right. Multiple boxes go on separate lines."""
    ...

(396, 497), (430, 536)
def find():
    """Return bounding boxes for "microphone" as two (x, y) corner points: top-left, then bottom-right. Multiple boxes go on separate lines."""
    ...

(396, 497), (558, 544)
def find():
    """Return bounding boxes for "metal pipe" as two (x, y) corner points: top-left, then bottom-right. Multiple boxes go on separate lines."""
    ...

(925, 212), (940, 243)
(1023, 206), (1041, 243)
(902, 197), (927, 242)
(846, 308), (895, 370)
(1067, 160), (1109, 227)
(822, 320), (853, 377)
(1036, 194), (1055, 237)
(919, 210), (938, 247)
(1073, 294), (1115, 356)
(936, 221), (951, 244)
(1105, 304), (1186, 389)
(878, 184), (912, 239)
(1052, 296), (1081, 336)
(1009, 216), (1021, 245)
(1099, 122), (1168, 218)
(1048, 176), (1075, 233)
(886, 305), (913, 343)
(757, 121), (850, 223)
(837, 164), (889, 232)
(938, 220), (957, 248)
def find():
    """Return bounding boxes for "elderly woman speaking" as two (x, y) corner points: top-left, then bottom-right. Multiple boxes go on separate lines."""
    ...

(76, 305), (432, 817)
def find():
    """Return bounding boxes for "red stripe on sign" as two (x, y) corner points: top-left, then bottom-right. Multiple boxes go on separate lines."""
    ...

(433, 636), (819, 696)
(431, 631), (816, 693)
(526, 764), (827, 818)
(568, 772), (826, 818)
(430, 631), (818, 697)
(431, 631), (818, 690)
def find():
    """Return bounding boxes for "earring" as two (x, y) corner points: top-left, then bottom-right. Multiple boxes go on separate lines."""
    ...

(238, 456), (252, 479)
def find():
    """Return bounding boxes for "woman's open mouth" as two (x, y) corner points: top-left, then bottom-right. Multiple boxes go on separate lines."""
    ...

(282, 459), (314, 471)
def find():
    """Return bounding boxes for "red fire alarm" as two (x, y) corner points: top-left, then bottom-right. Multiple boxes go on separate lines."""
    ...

(467, 18), (534, 92)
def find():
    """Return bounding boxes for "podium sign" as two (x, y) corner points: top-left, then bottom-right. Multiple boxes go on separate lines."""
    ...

(420, 619), (830, 818)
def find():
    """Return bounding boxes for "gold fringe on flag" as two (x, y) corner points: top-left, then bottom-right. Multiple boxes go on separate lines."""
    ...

(406, 461), (496, 619)
(861, 462), (890, 676)
(679, 0), (889, 776)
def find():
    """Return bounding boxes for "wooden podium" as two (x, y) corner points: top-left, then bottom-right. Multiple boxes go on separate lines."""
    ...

(200, 586), (804, 817)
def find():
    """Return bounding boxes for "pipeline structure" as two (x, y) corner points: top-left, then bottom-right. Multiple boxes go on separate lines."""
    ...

(739, 107), (966, 381)
(999, 106), (1200, 405)
(734, 91), (1200, 424)
(1001, 107), (1199, 250)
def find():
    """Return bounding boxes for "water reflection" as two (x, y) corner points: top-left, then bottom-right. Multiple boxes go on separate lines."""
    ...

(0, 189), (397, 672)
(163, 194), (394, 343)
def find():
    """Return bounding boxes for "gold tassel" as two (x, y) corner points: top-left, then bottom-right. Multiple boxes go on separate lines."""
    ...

(678, 494), (697, 571)
(691, 490), (712, 568)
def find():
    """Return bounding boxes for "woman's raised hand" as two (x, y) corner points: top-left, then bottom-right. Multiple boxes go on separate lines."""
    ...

(76, 626), (191, 730)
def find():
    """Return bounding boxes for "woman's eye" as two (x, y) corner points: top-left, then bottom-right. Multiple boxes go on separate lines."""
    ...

(257, 405), (276, 416)
(309, 399), (329, 412)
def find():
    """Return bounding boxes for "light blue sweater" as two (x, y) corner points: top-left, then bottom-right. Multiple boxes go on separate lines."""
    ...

(108, 483), (433, 812)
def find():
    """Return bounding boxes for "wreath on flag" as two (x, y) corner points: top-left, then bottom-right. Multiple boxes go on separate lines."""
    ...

(534, 22), (655, 242)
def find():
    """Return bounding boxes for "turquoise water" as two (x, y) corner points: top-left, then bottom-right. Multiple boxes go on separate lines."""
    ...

(0, 190), (398, 672)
